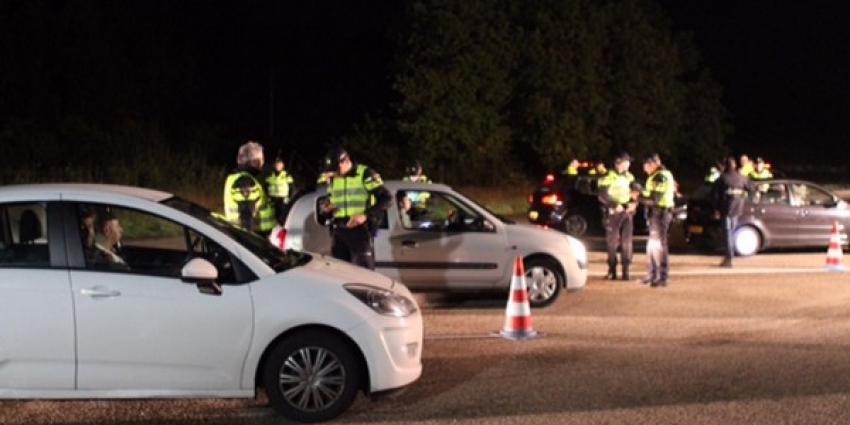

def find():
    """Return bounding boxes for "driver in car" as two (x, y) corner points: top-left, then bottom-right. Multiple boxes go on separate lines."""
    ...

(94, 212), (130, 270)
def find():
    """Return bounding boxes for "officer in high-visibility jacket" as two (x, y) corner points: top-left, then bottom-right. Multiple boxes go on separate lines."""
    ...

(565, 159), (580, 176)
(266, 151), (295, 222)
(640, 155), (677, 287)
(739, 154), (754, 178)
(223, 141), (276, 236)
(402, 160), (432, 209)
(319, 147), (391, 270)
(749, 157), (773, 180)
(597, 153), (639, 281)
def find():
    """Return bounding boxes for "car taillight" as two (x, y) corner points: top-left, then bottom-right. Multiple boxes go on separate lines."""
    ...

(544, 174), (555, 185)
(541, 194), (559, 205)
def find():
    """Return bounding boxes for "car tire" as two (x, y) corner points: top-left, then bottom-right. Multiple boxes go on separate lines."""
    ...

(562, 214), (588, 237)
(523, 257), (564, 308)
(733, 225), (761, 257)
(263, 329), (362, 423)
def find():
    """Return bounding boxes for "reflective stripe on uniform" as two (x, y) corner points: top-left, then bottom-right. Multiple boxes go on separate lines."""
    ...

(599, 170), (634, 205)
(643, 169), (676, 208)
(330, 164), (381, 218)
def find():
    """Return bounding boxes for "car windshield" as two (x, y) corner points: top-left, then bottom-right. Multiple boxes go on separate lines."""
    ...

(162, 197), (311, 272)
(450, 189), (515, 224)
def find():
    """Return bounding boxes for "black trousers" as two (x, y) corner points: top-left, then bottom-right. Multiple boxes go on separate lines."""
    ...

(605, 210), (634, 268)
(331, 225), (375, 270)
(646, 208), (672, 282)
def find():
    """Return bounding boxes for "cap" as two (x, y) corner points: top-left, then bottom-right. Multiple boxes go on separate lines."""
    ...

(614, 152), (632, 164)
(324, 146), (349, 171)
(237, 141), (264, 166)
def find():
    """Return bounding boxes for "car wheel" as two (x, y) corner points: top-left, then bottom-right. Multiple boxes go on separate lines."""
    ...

(733, 226), (761, 257)
(562, 214), (588, 237)
(523, 258), (563, 308)
(263, 329), (362, 423)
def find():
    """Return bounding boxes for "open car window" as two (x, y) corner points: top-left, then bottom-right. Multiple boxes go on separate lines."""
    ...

(396, 190), (495, 233)
(789, 184), (834, 207)
(752, 183), (790, 205)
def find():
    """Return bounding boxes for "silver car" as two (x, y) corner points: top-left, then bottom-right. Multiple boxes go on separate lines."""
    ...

(279, 181), (588, 307)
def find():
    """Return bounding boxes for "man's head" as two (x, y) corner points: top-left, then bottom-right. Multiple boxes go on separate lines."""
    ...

(237, 141), (264, 170)
(405, 160), (423, 177)
(273, 151), (285, 173)
(325, 146), (352, 175)
(724, 156), (737, 172)
(100, 212), (123, 246)
(568, 159), (579, 168)
(614, 153), (631, 173)
(643, 155), (660, 175)
(755, 157), (766, 171)
(740, 154), (751, 166)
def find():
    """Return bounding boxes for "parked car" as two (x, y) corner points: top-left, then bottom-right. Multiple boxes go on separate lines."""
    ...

(527, 172), (686, 237)
(279, 181), (588, 307)
(685, 179), (850, 255)
(0, 184), (422, 423)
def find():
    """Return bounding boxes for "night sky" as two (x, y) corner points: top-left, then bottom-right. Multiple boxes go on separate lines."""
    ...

(655, 1), (850, 165)
(4, 1), (849, 168)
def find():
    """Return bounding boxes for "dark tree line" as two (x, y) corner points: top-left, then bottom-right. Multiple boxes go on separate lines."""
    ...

(0, 0), (730, 193)
(372, 0), (731, 184)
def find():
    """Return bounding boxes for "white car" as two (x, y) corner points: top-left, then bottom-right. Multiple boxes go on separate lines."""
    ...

(0, 184), (422, 423)
(278, 181), (588, 307)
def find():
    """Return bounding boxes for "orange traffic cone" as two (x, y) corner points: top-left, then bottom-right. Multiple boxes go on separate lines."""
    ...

(826, 221), (846, 272)
(499, 257), (539, 340)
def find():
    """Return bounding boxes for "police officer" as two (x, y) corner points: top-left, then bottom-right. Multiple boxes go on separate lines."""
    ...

(565, 159), (580, 176)
(598, 153), (638, 281)
(640, 155), (677, 287)
(320, 146), (391, 270)
(712, 157), (754, 268)
(223, 141), (276, 236)
(750, 157), (773, 180)
(403, 160), (432, 183)
(739, 154), (754, 177)
(266, 151), (295, 222)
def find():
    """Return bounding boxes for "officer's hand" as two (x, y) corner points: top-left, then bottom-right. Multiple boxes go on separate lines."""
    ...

(626, 203), (637, 214)
(347, 214), (367, 228)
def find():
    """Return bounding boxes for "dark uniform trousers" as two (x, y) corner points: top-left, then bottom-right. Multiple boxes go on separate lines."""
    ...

(605, 210), (633, 269)
(331, 222), (375, 270)
(646, 208), (673, 282)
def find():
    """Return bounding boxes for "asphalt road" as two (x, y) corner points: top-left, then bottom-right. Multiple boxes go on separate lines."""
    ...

(4, 252), (850, 425)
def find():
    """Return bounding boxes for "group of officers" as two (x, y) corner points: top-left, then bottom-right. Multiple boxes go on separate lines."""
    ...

(595, 153), (676, 287)
(598, 152), (772, 287)
(223, 141), (429, 271)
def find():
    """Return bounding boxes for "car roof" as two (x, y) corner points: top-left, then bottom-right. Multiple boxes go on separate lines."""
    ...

(382, 180), (453, 191)
(0, 183), (173, 202)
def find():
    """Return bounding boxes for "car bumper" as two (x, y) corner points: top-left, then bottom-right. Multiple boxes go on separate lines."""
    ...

(347, 306), (423, 393)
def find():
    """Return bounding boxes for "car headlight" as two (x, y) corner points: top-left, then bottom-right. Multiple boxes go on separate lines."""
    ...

(344, 284), (418, 317)
(567, 236), (587, 267)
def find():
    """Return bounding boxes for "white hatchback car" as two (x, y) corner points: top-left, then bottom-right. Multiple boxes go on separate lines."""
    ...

(0, 184), (422, 423)
(279, 181), (588, 307)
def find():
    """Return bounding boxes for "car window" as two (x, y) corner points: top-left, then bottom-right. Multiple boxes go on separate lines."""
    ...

(0, 202), (50, 267)
(397, 190), (494, 232)
(790, 184), (834, 207)
(575, 177), (598, 195)
(76, 203), (239, 282)
(752, 183), (789, 205)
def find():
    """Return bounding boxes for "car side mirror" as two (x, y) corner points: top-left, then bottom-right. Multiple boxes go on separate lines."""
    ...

(182, 258), (222, 295)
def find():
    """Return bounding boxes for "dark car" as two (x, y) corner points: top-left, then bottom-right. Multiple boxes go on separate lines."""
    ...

(527, 172), (687, 237)
(685, 179), (850, 255)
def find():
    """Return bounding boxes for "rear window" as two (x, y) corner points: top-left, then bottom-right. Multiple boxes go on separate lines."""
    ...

(0, 202), (50, 267)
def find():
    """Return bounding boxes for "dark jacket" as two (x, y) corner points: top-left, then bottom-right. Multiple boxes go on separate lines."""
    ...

(711, 171), (753, 217)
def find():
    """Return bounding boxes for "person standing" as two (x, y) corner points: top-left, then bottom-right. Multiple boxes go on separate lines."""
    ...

(319, 146), (391, 269)
(712, 157), (754, 267)
(640, 155), (677, 287)
(598, 153), (637, 281)
(223, 141), (276, 236)
(266, 151), (295, 223)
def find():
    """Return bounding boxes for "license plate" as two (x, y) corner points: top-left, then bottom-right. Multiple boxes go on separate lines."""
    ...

(528, 210), (539, 221)
(688, 225), (704, 235)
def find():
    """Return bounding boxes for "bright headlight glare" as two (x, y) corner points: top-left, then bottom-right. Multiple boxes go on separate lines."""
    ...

(568, 236), (587, 265)
(344, 284), (418, 317)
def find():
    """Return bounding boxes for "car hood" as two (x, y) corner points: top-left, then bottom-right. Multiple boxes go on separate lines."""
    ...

(290, 253), (397, 291)
(504, 223), (575, 248)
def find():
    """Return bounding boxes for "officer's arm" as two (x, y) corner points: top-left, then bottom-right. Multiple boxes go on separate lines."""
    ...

(596, 174), (615, 207)
(363, 168), (391, 221)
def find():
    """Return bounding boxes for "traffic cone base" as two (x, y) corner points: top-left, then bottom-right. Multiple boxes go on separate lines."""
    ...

(497, 257), (540, 341)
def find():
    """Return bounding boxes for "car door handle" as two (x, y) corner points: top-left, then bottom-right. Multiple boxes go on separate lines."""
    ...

(401, 240), (418, 248)
(80, 287), (122, 298)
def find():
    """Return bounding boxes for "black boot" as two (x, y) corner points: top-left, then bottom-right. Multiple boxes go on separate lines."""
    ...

(621, 262), (630, 281)
(606, 264), (617, 280)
